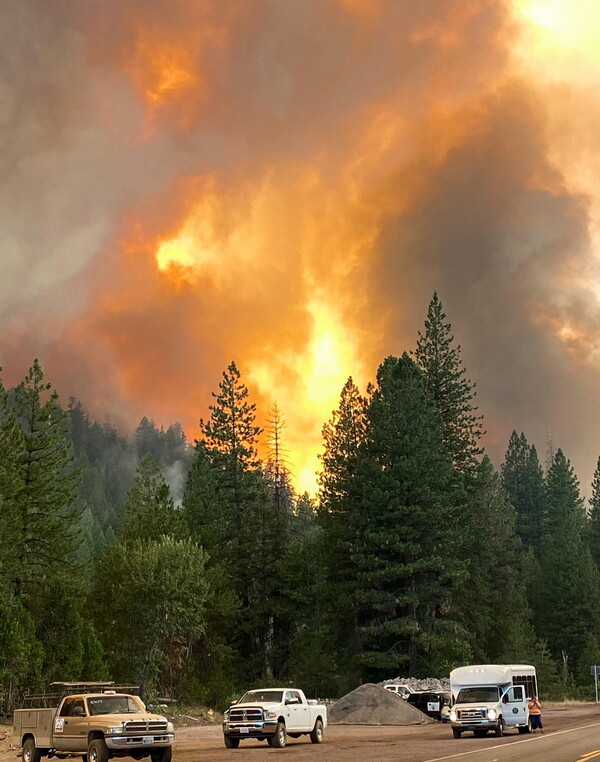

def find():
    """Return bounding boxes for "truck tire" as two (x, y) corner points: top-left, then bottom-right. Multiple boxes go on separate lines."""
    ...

(452, 728), (462, 739)
(22, 738), (43, 762)
(88, 738), (110, 762)
(310, 718), (324, 744)
(224, 737), (240, 748)
(494, 719), (504, 737)
(268, 723), (286, 748)
(151, 748), (173, 762)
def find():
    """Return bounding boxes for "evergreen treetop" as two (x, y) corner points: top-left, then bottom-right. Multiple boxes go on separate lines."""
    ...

(200, 361), (262, 476)
(589, 456), (600, 570)
(414, 292), (483, 474)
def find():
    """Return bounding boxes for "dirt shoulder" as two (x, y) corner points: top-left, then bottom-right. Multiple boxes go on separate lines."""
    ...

(2, 703), (598, 762)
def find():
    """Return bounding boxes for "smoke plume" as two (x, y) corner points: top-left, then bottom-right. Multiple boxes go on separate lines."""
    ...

(2, 0), (600, 493)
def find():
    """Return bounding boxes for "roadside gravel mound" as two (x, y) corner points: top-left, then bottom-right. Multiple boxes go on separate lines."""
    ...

(381, 676), (450, 692)
(329, 683), (433, 725)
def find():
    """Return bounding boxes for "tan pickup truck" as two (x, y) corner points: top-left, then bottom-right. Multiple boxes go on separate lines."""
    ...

(13, 683), (174, 762)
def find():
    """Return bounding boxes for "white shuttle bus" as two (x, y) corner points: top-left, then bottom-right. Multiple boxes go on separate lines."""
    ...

(449, 664), (537, 739)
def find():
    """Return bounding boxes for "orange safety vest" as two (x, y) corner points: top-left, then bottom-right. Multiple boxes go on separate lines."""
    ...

(528, 699), (542, 715)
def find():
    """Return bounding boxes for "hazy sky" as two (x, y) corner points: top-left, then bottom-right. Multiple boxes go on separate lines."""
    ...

(2, 0), (600, 494)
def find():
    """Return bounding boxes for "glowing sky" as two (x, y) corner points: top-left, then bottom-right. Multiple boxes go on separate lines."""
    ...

(2, 0), (600, 495)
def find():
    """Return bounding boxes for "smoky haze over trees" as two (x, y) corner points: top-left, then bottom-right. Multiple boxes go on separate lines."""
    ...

(2, 294), (600, 711)
(4, 0), (600, 513)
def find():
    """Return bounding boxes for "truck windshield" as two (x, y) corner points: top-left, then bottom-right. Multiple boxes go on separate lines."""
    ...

(239, 690), (284, 704)
(87, 696), (144, 715)
(456, 687), (499, 703)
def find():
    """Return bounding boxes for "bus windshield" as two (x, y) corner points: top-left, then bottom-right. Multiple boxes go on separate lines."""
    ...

(456, 687), (499, 703)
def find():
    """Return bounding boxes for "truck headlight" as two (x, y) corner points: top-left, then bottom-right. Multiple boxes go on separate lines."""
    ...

(487, 709), (497, 721)
(450, 711), (457, 722)
(166, 722), (175, 734)
(106, 726), (123, 735)
(265, 710), (277, 720)
(223, 711), (230, 721)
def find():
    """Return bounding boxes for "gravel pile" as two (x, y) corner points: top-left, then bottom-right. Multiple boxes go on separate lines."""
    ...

(380, 677), (450, 692)
(329, 683), (433, 725)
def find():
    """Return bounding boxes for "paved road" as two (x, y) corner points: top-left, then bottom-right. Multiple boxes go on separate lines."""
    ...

(428, 721), (600, 762)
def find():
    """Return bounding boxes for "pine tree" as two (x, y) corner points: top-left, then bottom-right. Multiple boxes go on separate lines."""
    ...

(265, 403), (294, 516)
(183, 442), (228, 557)
(501, 432), (547, 556)
(539, 450), (600, 666)
(200, 361), (262, 486)
(589, 456), (600, 571)
(462, 457), (535, 662)
(317, 377), (368, 675)
(351, 355), (469, 679)
(191, 362), (287, 680)
(0, 374), (25, 584)
(414, 293), (483, 475)
(134, 417), (163, 463)
(118, 454), (185, 544)
(9, 360), (81, 599)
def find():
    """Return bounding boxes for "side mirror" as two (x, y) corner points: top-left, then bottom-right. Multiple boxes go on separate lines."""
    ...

(72, 707), (85, 717)
(145, 704), (155, 713)
(230, 700), (238, 705)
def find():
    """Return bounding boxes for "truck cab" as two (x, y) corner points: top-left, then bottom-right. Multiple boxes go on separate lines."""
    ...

(449, 664), (536, 739)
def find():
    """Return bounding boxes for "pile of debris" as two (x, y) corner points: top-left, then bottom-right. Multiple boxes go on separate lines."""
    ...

(381, 676), (450, 692)
(329, 683), (433, 725)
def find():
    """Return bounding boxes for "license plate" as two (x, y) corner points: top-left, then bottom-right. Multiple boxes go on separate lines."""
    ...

(142, 737), (154, 744)
(240, 728), (250, 734)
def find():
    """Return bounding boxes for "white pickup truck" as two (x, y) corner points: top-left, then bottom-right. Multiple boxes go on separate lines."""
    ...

(222, 688), (327, 749)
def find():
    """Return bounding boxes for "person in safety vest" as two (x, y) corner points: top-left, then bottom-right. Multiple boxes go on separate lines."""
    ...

(528, 695), (543, 733)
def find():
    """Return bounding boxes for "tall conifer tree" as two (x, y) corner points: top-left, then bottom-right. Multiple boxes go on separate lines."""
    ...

(501, 432), (547, 556)
(414, 293), (483, 475)
(191, 362), (287, 679)
(589, 456), (600, 571)
(9, 360), (81, 599)
(351, 355), (469, 679)
(464, 457), (535, 662)
(539, 449), (600, 666)
(317, 377), (367, 670)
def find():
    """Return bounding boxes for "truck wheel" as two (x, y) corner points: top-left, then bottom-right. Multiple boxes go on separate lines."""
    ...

(452, 728), (462, 739)
(23, 738), (43, 762)
(494, 720), (504, 737)
(310, 719), (324, 744)
(88, 738), (110, 762)
(224, 737), (240, 749)
(151, 748), (173, 762)
(268, 723), (286, 748)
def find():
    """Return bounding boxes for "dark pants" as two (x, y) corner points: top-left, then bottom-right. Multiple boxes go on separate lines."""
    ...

(530, 713), (543, 729)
